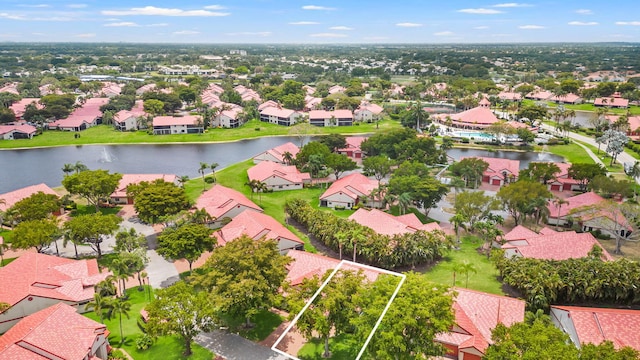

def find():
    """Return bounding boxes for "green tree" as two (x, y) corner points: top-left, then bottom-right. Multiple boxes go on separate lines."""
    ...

(454, 190), (502, 229)
(194, 235), (291, 328)
(61, 163), (75, 176)
(296, 141), (331, 167)
(318, 134), (347, 153)
(157, 223), (214, 272)
(62, 170), (122, 212)
(450, 158), (489, 188)
(389, 162), (449, 216)
(198, 162), (209, 190)
(63, 213), (121, 257)
(362, 155), (394, 185)
(87, 293), (112, 324)
(568, 163), (607, 192)
(128, 179), (190, 225)
(497, 181), (552, 226)
(516, 128), (536, 144)
(519, 162), (561, 185)
(325, 153), (357, 180)
(107, 298), (131, 345)
(146, 281), (217, 356)
(11, 219), (59, 253)
(143, 98), (164, 116)
(9, 191), (61, 223)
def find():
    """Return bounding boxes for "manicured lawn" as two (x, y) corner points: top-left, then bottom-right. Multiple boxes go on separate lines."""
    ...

(574, 141), (631, 172)
(298, 334), (360, 360)
(1, 257), (16, 266)
(0, 119), (401, 150)
(0, 229), (14, 244)
(219, 309), (284, 341)
(424, 235), (504, 295)
(84, 286), (213, 360)
(70, 204), (122, 216)
(546, 143), (595, 164)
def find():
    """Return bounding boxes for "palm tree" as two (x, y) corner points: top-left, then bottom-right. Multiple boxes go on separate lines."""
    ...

(87, 293), (112, 324)
(198, 162), (208, 190)
(189, 208), (213, 225)
(178, 175), (189, 188)
(282, 151), (294, 166)
(460, 260), (477, 288)
(552, 197), (569, 230)
(450, 213), (468, 243)
(96, 276), (117, 297)
(210, 162), (219, 183)
(74, 161), (88, 174)
(0, 239), (8, 267)
(256, 181), (268, 205)
(245, 179), (261, 200)
(409, 102), (428, 131)
(62, 163), (75, 176)
(397, 192), (413, 215)
(108, 298), (131, 345)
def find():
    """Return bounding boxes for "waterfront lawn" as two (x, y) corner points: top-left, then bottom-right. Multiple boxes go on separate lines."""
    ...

(546, 143), (595, 164)
(0, 120), (400, 150)
(425, 235), (504, 295)
(84, 286), (213, 360)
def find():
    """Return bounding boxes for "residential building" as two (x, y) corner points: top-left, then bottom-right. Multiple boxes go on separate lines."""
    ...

(354, 103), (384, 122)
(253, 142), (300, 164)
(497, 92), (522, 101)
(549, 93), (582, 104)
(551, 306), (640, 352)
(337, 136), (366, 159)
(435, 288), (525, 360)
(308, 109), (354, 127)
(319, 173), (380, 209)
(0, 253), (110, 333)
(195, 184), (263, 228)
(0, 124), (37, 140)
(463, 156), (519, 186)
(349, 208), (442, 236)
(152, 115), (203, 135)
(215, 210), (304, 254)
(286, 250), (381, 286)
(48, 98), (109, 132)
(607, 114), (640, 139)
(247, 161), (311, 191)
(0, 183), (59, 213)
(433, 107), (501, 130)
(110, 173), (177, 204)
(114, 109), (146, 131)
(0, 82), (19, 95)
(212, 105), (243, 128)
(259, 106), (301, 126)
(526, 90), (554, 101)
(595, 97), (629, 108)
(544, 162), (581, 192)
(9, 98), (41, 120)
(0, 303), (110, 359)
(328, 85), (346, 94)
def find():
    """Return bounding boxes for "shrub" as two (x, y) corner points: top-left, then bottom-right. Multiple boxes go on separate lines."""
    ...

(547, 138), (559, 145)
(334, 205), (346, 210)
(563, 138), (571, 145)
(461, 138), (470, 144)
(136, 334), (154, 351)
(204, 177), (215, 184)
(108, 349), (128, 360)
(255, 127), (261, 131)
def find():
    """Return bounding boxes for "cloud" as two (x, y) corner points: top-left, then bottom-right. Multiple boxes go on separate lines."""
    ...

(568, 21), (598, 26)
(396, 22), (423, 27)
(434, 31), (454, 36)
(289, 21), (320, 25)
(102, 6), (229, 17)
(0, 13), (74, 21)
(17, 4), (50, 8)
(75, 33), (96, 38)
(173, 30), (200, 35)
(203, 5), (226, 10)
(0, 13), (25, 20)
(147, 23), (169, 27)
(616, 21), (640, 26)
(575, 9), (593, 15)
(302, 5), (336, 11)
(519, 24), (545, 29)
(492, 3), (531, 7)
(310, 33), (347, 38)
(226, 31), (272, 37)
(474, 26), (489, 29)
(329, 26), (353, 30)
(67, 4), (88, 8)
(363, 36), (389, 40)
(104, 22), (140, 27)
(458, 8), (503, 14)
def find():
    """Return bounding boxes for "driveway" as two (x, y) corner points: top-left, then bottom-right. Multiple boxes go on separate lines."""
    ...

(196, 331), (289, 360)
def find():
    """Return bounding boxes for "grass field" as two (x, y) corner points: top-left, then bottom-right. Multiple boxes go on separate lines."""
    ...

(0, 119), (401, 150)
(219, 309), (283, 341)
(546, 143), (595, 164)
(0, 229), (14, 244)
(84, 287), (213, 360)
(298, 334), (360, 360)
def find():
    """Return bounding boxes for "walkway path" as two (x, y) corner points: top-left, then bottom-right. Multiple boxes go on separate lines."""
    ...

(196, 331), (288, 360)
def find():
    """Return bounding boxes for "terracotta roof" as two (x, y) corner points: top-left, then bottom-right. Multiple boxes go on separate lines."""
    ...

(349, 208), (441, 236)
(0, 83), (19, 95)
(338, 136), (366, 152)
(49, 115), (96, 129)
(195, 184), (262, 220)
(9, 98), (42, 118)
(607, 115), (640, 132)
(503, 225), (538, 241)
(285, 250), (381, 286)
(0, 124), (37, 136)
(320, 173), (378, 202)
(111, 173), (177, 199)
(595, 97), (629, 107)
(503, 230), (613, 261)
(71, 98), (109, 117)
(0, 253), (110, 306)
(328, 85), (346, 94)
(152, 115), (201, 127)
(247, 161), (310, 184)
(355, 103), (384, 115)
(260, 106), (297, 118)
(464, 156), (520, 178)
(0, 183), (58, 212)
(0, 302), (107, 360)
(258, 100), (280, 111)
(436, 288), (525, 354)
(436, 107), (500, 126)
(548, 192), (609, 218)
(216, 210), (302, 246)
(552, 306), (640, 351)
(254, 142), (300, 163)
(497, 92), (522, 101)
(549, 93), (582, 103)
(309, 109), (353, 120)
(479, 98), (491, 106)
(527, 90), (554, 100)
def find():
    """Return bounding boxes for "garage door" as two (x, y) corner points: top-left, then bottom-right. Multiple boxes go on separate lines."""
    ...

(491, 179), (501, 186)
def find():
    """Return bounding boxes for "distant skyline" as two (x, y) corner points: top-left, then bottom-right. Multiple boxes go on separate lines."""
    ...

(0, 0), (639, 43)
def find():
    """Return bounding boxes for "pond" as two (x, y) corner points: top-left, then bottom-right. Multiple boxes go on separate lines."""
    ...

(0, 137), (564, 194)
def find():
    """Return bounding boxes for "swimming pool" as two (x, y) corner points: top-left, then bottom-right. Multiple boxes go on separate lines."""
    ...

(452, 131), (495, 139)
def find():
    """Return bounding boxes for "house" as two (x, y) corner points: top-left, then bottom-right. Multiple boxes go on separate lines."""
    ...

(135, 83), (157, 96)
(247, 161), (311, 191)
(114, 109), (146, 131)
(100, 82), (122, 98)
(319, 173), (380, 209)
(545, 162), (581, 192)
(152, 115), (203, 135)
(497, 92), (522, 102)
(304, 95), (322, 111)
(328, 85), (346, 94)
(349, 208), (442, 236)
(546, 192), (632, 238)
(500, 225), (613, 261)
(526, 90), (554, 101)
(435, 288), (525, 360)
(308, 109), (354, 127)
(594, 97), (629, 108)
(464, 156), (519, 186)
(478, 97), (491, 108)
(9, 98), (42, 120)
(195, 184), (263, 228)
(259, 106), (301, 126)
(286, 250), (381, 286)
(49, 97), (109, 132)
(607, 114), (640, 139)
(354, 103), (384, 122)
(0, 302), (110, 359)
(0, 82), (19, 95)
(337, 136), (366, 159)
(549, 93), (582, 104)
(551, 306), (640, 352)
(0, 183), (59, 213)
(258, 100), (279, 111)
(253, 142), (300, 164)
(0, 253), (111, 333)
(110, 173), (177, 204)
(215, 210), (304, 254)
(434, 107), (501, 130)
(212, 105), (243, 128)
(0, 124), (37, 140)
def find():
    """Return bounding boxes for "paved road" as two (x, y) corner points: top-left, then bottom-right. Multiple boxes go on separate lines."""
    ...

(196, 331), (289, 360)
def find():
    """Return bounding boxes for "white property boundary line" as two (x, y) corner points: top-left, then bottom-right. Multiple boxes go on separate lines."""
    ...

(271, 260), (406, 360)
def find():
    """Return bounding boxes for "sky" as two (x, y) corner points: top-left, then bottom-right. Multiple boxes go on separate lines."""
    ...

(0, 0), (639, 43)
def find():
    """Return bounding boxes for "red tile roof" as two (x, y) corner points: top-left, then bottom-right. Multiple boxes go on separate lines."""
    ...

(502, 230), (613, 261)
(348, 208), (441, 236)
(595, 97), (629, 107)
(247, 161), (310, 184)
(0, 124), (37, 137)
(260, 106), (297, 118)
(9, 98), (42, 118)
(216, 210), (302, 246)
(497, 92), (522, 101)
(253, 142), (300, 163)
(502, 225), (538, 241)
(111, 174), (177, 199)
(355, 103), (384, 115)
(527, 90), (553, 100)
(0, 183), (58, 212)
(465, 156), (520, 178)
(49, 115), (97, 129)
(338, 136), (366, 153)
(320, 173), (378, 202)
(547, 191), (610, 217)
(436, 288), (525, 354)
(552, 306), (640, 351)
(0, 302), (107, 360)
(549, 93), (582, 103)
(72, 98), (109, 117)
(285, 250), (381, 286)
(152, 115), (201, 126)
(195, 184), (262, 220)
(0, 253), (110, 306)
(309, 109), (353, 120)
(436, 106), (501, 126)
